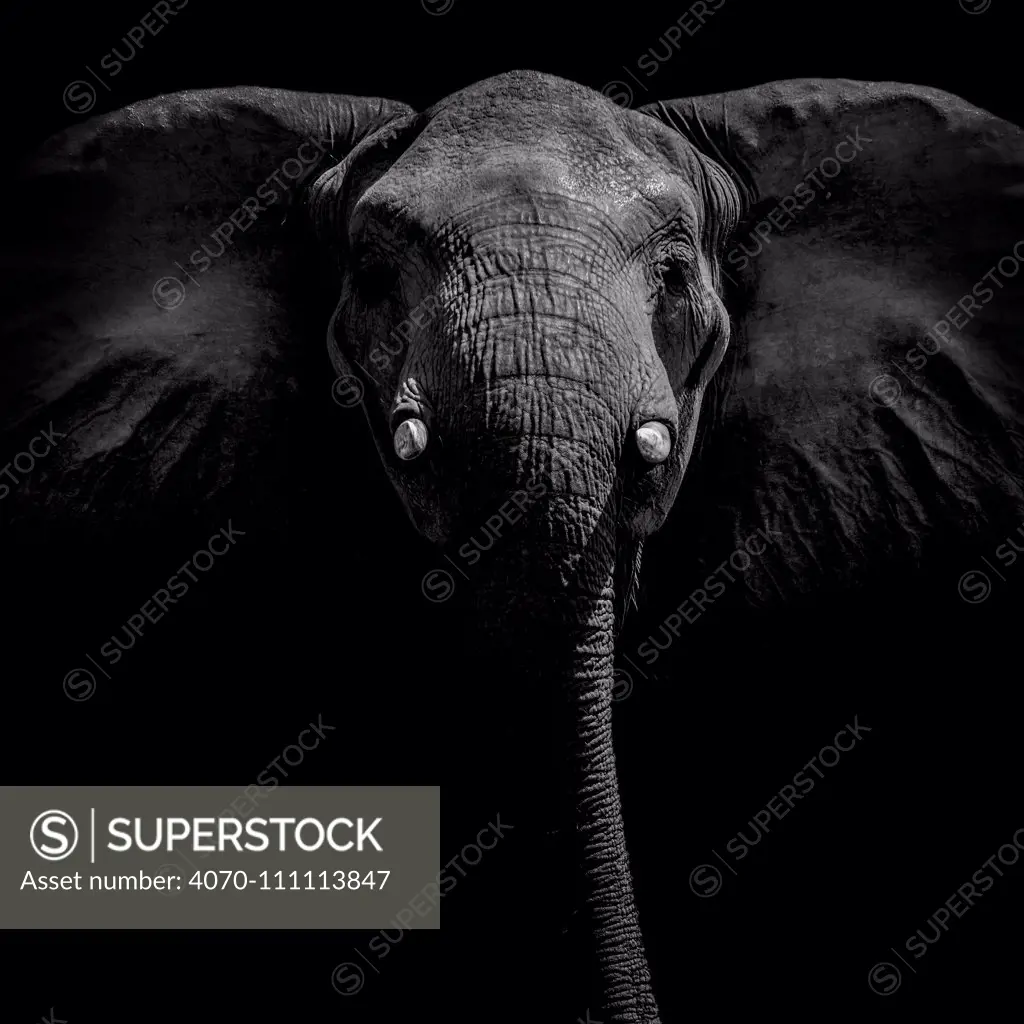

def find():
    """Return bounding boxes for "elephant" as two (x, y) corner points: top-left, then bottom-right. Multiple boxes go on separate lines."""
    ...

(2, 71), (1023, 1022)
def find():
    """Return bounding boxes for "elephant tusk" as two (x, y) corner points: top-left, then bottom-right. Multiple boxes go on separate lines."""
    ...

(394, 417), (429, 460)
(635, 421), (671, 463)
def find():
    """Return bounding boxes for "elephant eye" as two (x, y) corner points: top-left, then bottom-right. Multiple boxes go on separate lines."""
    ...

(662, 260), (688, 297)
(651, 245), (692, 301)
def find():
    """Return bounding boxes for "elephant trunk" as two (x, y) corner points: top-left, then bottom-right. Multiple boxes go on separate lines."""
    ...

(458, 431), (660, 1024)
(563, 584), (660, 1024)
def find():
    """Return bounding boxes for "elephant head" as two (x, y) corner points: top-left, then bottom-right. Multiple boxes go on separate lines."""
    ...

(4, 72), (1024, 1022)
(307, 78), (740, 1022)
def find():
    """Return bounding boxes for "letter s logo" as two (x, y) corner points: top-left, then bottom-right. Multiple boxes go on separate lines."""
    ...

(30, 810), (79, 861)
(867, 961), (901, 996)
(421, 569), (455, 603)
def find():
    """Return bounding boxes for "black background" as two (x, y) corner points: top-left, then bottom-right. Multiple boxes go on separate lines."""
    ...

(1, 1), (1021, 1021)
(4, 0), (1023, 153)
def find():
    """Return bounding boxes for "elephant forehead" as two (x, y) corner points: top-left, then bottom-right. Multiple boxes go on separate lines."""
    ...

(474, 146), (670, 209)
(379, 143), (677, 230)
(555, 167), (671, 211)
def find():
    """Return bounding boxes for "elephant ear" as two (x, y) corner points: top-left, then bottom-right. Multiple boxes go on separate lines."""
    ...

(0, 87), (411, 534)
(639, 80), (1024, 610)
(0, 88), (431, 701)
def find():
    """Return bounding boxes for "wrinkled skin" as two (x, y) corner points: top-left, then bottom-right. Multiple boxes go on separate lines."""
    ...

(312, 75), (739, 1021)
(4, 70), (1024, 1024)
